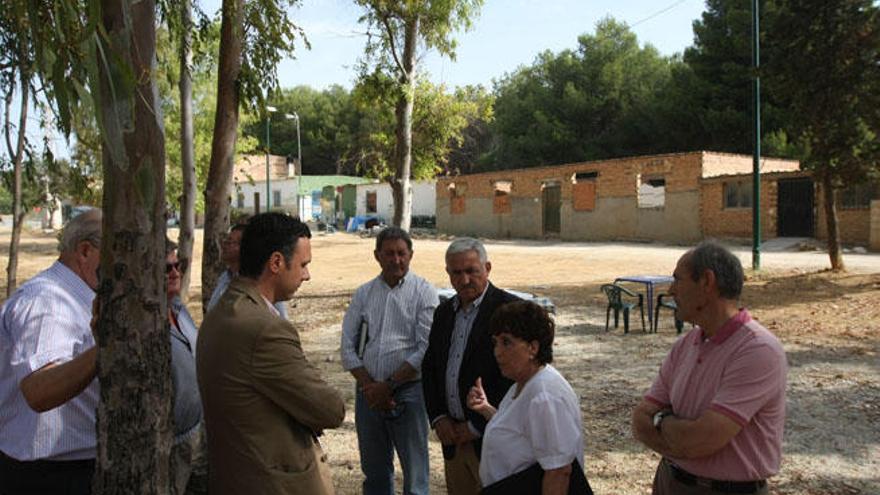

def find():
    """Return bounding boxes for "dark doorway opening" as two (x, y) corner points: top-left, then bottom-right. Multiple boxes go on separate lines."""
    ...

(777, 178), (814, 237)
(542, 183), (561, 236)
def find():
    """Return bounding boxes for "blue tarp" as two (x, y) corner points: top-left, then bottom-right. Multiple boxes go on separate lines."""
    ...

(345, 215), (383, 232)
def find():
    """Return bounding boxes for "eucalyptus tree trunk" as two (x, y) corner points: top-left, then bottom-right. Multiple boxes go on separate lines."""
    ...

(178, 0), (196, 299)
(5, 65), (28, 297)
(202, 0), (244, 312)
(92, 0), (172, 493)
(391, 15), (418, 232)
(821, 173), (845, 271)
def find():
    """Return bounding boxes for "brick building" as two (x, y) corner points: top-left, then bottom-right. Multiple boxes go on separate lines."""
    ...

(437, 151), (879, 249)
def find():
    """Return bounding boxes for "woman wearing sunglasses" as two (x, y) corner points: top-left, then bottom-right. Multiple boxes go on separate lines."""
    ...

(166, 240), (207, 495)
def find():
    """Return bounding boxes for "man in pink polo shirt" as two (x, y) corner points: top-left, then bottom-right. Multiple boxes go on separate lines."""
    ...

(631, 241), (787, 495)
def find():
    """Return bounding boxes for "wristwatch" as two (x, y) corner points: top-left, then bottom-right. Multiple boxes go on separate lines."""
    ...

(653, 410), (673, 431)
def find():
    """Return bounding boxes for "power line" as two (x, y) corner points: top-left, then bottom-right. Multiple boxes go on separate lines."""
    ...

(631, 0), (691, 28)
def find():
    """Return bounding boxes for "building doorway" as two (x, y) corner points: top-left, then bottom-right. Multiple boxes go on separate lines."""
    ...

(542, 182), (561, 236)
(777, 178), (814, 237)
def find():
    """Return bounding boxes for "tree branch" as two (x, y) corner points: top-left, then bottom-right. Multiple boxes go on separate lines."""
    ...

(4, 88), (15, 160)
(379, 13), (405, 75)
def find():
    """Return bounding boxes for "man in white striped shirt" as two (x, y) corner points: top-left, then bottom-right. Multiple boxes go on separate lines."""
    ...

(340, 227), (439, 495)
(0, 209), (102, 495)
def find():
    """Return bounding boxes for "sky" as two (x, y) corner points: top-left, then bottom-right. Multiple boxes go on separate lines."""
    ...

(6, 0), (709, 162)
(203, 0), (708, 90)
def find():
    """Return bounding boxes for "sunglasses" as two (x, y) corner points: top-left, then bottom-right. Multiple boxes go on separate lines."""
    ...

(166, 261), (182, 274)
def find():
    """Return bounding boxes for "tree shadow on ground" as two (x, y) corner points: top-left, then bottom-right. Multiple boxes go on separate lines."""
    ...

(516, 272), (880, 325)
(7, 240), (59, 256)
(785, 345), (880, 371)
(743, 272), (880, 312)
(773, 475), (880, 495)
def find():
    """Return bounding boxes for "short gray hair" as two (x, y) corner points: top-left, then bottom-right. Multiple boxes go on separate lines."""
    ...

(446, 237), (487, 264)
(60, 208), (103, 253)
(686, 240), (744, 300)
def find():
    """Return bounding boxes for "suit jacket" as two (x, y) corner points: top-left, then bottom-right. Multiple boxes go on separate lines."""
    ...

(421, 283), (518, 456)
(197, 278), (345, 495)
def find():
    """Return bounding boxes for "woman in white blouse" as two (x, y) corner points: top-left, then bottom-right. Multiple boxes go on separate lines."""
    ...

(467, 300), (587, 495)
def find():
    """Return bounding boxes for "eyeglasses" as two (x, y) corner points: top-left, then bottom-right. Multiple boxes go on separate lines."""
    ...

(166, 261), (182, 274)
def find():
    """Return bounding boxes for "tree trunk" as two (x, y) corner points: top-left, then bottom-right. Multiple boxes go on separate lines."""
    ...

(202, 0), (244, 313)
(391, 15), (418, 232)
(821, 173), (845, 271)
(178, 0), (196, 300)
(92, 0), (172, 493)
(5, 67), (28, 297)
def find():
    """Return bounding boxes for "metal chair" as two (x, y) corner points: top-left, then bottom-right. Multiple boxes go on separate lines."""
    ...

(600, 283), (646, 333)
(654, 293), (684, 334)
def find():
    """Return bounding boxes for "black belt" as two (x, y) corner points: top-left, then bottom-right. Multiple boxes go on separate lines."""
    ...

(0, 450), (94, 473)
(668, 461), (766, 494)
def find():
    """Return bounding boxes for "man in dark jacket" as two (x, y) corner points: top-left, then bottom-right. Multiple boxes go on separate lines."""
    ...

(422, 238), (518, 495)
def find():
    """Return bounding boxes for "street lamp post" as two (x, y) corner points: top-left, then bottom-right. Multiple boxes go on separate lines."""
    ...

(284, 112), (300, 216)
(265, 105), (278, 212)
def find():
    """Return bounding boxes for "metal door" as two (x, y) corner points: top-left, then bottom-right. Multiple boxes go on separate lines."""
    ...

(542, 183), (561, 235)
(777, 178), (814, 237)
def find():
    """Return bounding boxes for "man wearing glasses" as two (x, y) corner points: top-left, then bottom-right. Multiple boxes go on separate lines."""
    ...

(207, 222), (288, 318)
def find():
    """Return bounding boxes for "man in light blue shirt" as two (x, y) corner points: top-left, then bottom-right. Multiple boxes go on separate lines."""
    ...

(341, 227), (439, 495)
(0, 209), (103, 495)
(207, 222), (288, 318)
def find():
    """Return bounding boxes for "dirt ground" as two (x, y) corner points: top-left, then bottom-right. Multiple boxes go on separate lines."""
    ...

(1, 226), (878, 494)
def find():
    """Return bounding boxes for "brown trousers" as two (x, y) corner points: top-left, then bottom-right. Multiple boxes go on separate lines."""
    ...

(443, 441), (482, 495)
(652, 458), (769, 495)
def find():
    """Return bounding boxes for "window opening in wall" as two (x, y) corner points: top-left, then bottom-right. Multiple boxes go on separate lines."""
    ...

(575, 172), (598, 181)
(723, 181), (753, 208)
(237, 193), (245, 209)
(253, 192), (261, 214)
(493, 180), (512, 214)
(839, 183), (875, 209)
(638, 176), (665, 208)
(366, 191), (378, 214)
(449, 182), (467, 215)
(272, 190), (282, 208)
(572, 171), (598, 211)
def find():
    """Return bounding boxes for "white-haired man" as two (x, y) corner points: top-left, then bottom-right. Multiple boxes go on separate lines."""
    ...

(421, 238), (519, 495)
(0, 209), (103, 495)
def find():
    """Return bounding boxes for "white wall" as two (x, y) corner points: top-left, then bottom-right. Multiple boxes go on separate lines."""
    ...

(235, 178), (300, 216)
(412, 181), (437, 217)
(355, 181), (436, 219)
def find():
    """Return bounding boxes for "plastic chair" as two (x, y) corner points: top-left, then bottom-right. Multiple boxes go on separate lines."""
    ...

(654, 293), (684, 334)
(600, 283), (646, 333)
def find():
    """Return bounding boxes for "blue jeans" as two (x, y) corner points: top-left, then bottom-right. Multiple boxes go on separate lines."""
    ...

(355, 381), (430, 495)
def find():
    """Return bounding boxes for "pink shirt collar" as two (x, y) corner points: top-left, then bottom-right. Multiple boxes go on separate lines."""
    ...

(698, 308), (751, 344)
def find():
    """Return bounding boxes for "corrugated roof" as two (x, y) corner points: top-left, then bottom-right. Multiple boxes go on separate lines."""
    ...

(297, 175), (372, 194)
(232, 153), (372, 193)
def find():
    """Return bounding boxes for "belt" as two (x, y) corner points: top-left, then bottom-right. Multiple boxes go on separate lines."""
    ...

(668, 461), (766, 494)
(0, 450), (94, 473)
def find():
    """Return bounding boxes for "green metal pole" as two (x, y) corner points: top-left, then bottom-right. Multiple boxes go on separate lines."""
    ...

(752, 0), (761, 270)
(265, 113), (271, 212)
